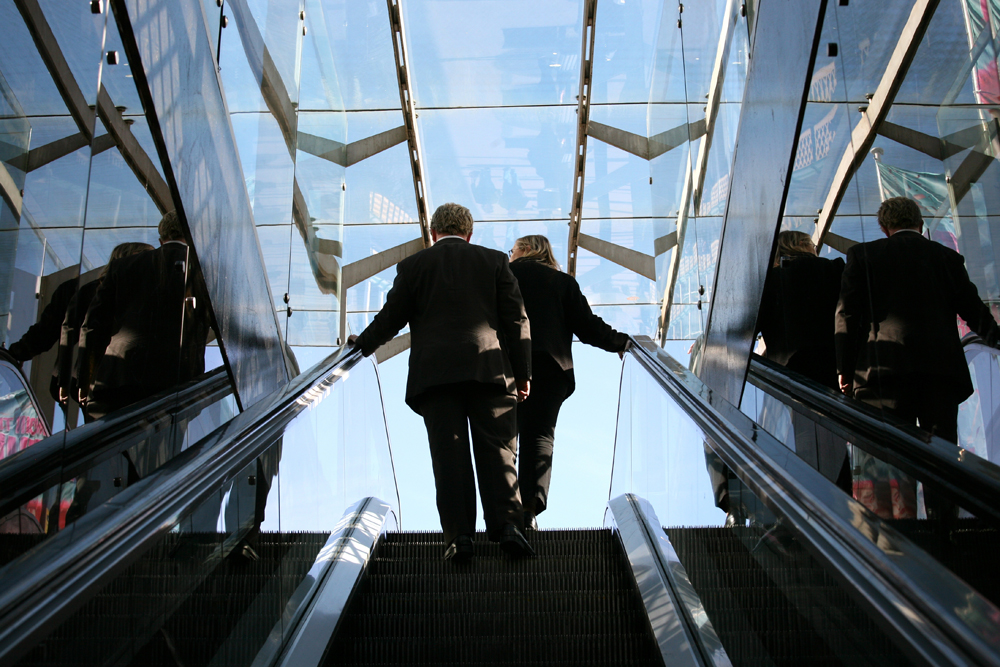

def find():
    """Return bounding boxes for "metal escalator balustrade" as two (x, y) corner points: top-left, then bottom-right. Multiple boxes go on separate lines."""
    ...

(0, 345), (400, 667)
(611, 336), (1000, 666)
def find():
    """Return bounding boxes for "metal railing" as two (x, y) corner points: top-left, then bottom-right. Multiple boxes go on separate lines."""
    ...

(627, 336), (1000, 666)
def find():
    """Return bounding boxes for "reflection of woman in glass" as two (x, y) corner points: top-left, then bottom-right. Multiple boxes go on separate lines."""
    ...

(508, 235), (629, 529)
(757, 230), (852, 493)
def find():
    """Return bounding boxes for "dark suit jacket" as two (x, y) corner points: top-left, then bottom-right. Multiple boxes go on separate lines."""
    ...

(354, 238), (531, 410)
(757, 254), (844, 390)
(509, 258), (628, 397)
(835, 231), (999, 408)
(77, 242), (212, 399)
(8, 278), (77, 363)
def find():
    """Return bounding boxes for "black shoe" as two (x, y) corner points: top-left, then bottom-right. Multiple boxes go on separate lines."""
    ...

(500, 524), (535, 559)
(523, 512), (538, 531)
(443, 534), (475, 562)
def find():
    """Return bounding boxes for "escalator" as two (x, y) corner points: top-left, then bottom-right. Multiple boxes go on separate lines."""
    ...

(0, 341), (999, 666)
(743, 348), (1000, 607)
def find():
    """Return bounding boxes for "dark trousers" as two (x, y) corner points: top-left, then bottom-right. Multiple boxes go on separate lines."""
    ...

(516, 355), (571, 516)
(416, 381), (522, 546)
(883, 396), (960, 520)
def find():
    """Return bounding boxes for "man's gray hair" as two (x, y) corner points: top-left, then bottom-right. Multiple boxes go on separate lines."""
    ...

(430, 203), (474, 237)
(877, 197), (923, 231)
(158, 210), (186, 242)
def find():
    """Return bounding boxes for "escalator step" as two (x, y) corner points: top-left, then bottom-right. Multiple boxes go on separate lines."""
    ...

(666, 526), (909, 667)
(325, 529), (662, 666)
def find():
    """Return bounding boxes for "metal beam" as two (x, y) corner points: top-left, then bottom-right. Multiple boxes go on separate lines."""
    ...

(96, 85), (172, 213)
(0, 161), (23, 218)
(588, 119), (706, 161)
(823, 231), (856, 255)
(297, 125), (408, 168)
(577, 233), (656, 281)
(566, 0), (598, 276)
(342, 238), (423, 290)
(653, 231), (677, 257)
(374, 332), (411, 364)
(951, 122), (998, 203)
(387, 0), (431, 248)
(813, 0), (941, 250)
(877, 121), (978, 161)
(659, 0), (740, 344)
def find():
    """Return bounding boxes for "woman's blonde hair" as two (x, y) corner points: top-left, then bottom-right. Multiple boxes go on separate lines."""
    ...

(513, 235), (560, 270)
(773, 230), (815, 267)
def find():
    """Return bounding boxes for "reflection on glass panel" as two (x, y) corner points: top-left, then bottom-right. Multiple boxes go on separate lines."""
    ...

(696, 103), (740, 217)
(584, 106), (653, 219)
(346, 265), (395, 320)
(418, 107), (577, 221)
(403, 0), (583, 108)
(344, 145), (417, 225)
(785, 103), (854, 217)
(286, 309), (340, 347)
(287, 226), (339, 313)
(830, 0), (913, 104)
(101, 15), (144, 115)
(580, 218), (656, 257)
(590, 0), (663, 105)
(575, 247), (656, 307)
(36, 0), (106, 107)
(256, 225), (293, 309)
(231, 114), (296, 227)
(299, 0), (398, 111)
(664, 303), (705, 341)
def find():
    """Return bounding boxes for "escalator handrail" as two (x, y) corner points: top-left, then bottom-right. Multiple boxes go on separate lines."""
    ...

(747, 353), (1000, 527)
(0, 346), (368, 666)
(0, 366), (233, 519)
(626, 336), (1000, 666)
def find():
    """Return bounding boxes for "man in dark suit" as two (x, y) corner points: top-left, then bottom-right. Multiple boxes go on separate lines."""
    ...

(835, 196), (999, 443)
(76, 211), (212, 420)
(350, 203), (533, 561)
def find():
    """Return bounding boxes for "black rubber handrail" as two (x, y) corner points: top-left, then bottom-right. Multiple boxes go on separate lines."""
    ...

(625, 336), (1000, 666)
(0, 366), (233, 519)
(747, 353), (1000, 528)
(0, 346), (369, 666)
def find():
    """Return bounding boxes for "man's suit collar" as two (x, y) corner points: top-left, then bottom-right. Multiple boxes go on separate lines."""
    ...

(433, 236), (467, 245)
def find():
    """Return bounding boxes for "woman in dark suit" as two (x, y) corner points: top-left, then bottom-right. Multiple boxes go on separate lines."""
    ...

(509, 235), (629, 529)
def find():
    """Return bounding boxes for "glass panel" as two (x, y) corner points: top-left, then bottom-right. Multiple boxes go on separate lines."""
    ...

(417, 107), (577, 221)
(590, 0), (663, 105)
(584, 105), (653, 220)
(402, 0), (583, 108)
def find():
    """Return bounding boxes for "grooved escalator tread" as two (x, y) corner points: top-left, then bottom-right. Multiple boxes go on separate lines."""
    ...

(666, 526), (910, 667)
(325, 529), (663, 666)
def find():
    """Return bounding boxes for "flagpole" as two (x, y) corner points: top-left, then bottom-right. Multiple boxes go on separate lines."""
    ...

(870, 147), (886, 202)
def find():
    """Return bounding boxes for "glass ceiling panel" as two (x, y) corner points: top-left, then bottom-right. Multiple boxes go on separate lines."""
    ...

(346, 143), (419, 224)
(13, 225), (82, 277)
(37, 0), (105, 107)
(580, 218), (657, 257)
(647, 2), (686, 104)
(342, 223), (422, 265)
(575, 246), (656, 306)
(78, 226), (160, 269)
(256, 224), (293, 308)
(417, 107), (577, 221)
(663, 303), (703, 340)
(471, 220), (570, 267)
(676, 0), (729, 103)
(299, 0), (399, 111)
(0, 4), (66, 116)
(231, 113), (296, 227)
(592, 303), (659, 336)
(403, 0), (583, 108)
(648, 103), (692, 218)
(584, 105), (653, 219)
(895, 0), (985, 106)
(102, 14), (144, 115)
(590, 0), (663, 105)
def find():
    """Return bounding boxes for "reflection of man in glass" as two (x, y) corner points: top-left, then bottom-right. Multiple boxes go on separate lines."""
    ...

(836, 197), (1000, 518)
(76, 211), (212, 420)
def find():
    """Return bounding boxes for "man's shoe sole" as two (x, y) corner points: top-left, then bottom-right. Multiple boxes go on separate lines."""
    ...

(500, 536), (535, 559)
